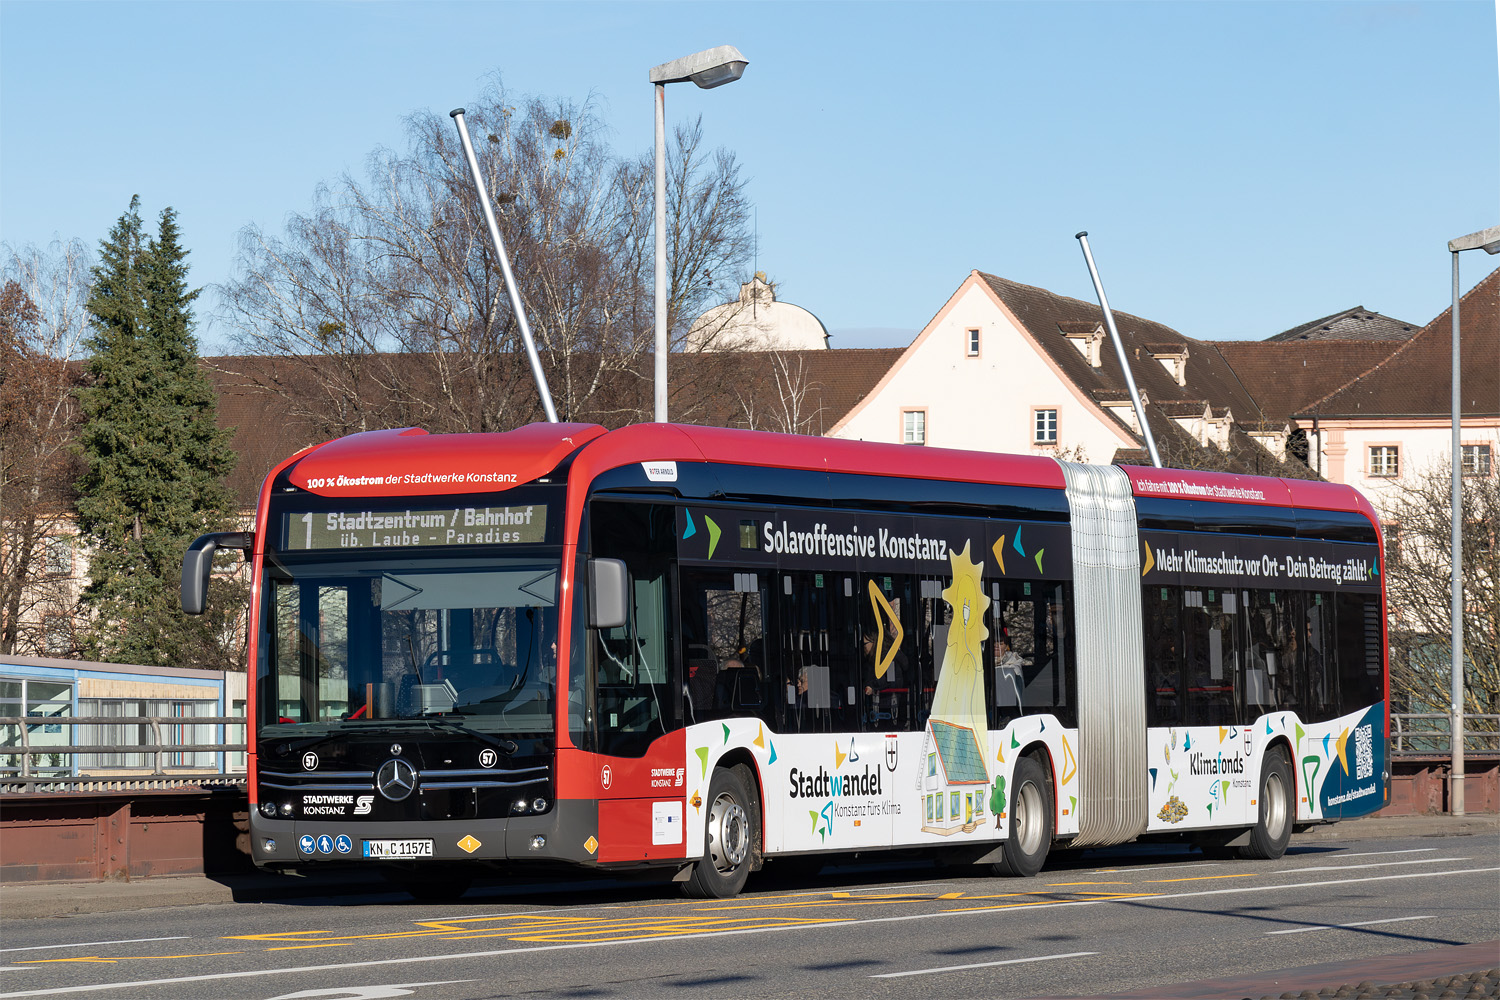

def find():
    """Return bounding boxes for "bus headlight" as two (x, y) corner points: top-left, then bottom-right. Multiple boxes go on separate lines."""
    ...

(529, 835), (546, 851)
(259, 801), (277, 819)
(511, 798), (530, 815)
(278, 801), (295, 818)
(263, 838), (277, 854)
(531, 798), (548, 814)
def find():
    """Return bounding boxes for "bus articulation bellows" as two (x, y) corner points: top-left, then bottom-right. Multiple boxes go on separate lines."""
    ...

(183, 421), (1389, 899)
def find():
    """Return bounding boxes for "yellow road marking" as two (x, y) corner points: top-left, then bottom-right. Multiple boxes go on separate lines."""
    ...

(1046, 881), (1132, 886)
(1145, 873), (1257, 883)
(20, 952), (243, 965)
(266, 943), (355, 951)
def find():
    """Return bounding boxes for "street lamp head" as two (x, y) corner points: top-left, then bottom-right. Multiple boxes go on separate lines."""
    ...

(649, 45), (748, 89)
(1448, 224), (1500, 254)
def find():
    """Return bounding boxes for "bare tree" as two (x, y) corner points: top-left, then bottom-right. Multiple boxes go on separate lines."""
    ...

(219, 82), (755, 436)
(731, 351), (824, 435)
(0, 240), (91, 655)
(1381, 461), (1499, 727)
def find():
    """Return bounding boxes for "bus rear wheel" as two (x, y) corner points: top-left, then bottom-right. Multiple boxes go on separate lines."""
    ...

(1241, 747), (1293, 860)
(992, 755), (1053, 878)
(683, 766), (758, 898)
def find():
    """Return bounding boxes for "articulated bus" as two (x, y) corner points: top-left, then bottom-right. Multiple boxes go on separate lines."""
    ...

(183, 422), (1389, 899)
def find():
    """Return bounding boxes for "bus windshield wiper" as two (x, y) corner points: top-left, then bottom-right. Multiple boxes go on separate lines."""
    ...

(421, 718), (519, 756)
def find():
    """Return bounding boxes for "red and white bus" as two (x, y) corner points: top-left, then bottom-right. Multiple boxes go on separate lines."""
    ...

(183, 421), (1389, 899)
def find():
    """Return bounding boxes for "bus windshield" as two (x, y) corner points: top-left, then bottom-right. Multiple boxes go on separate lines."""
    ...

(261, 556), (560, 737)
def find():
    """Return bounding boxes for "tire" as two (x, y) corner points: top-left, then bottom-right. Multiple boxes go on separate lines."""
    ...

(1241, 746), (1294, 860)
(992, 755), (1054, 878)
(683, 766), (759, 898)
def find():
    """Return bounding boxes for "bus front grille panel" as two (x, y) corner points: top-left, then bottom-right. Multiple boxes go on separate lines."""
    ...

(1059, 461), (1148, 849)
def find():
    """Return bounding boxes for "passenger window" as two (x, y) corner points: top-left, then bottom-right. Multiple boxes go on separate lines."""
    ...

(589, 502), (677, 758)
(679, 569), (767, 726)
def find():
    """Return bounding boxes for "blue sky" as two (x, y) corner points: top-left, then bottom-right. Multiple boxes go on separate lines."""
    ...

(2, 1), (1496, 353)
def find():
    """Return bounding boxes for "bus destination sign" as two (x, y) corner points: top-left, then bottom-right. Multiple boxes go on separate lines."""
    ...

(284, 505), (548, 551)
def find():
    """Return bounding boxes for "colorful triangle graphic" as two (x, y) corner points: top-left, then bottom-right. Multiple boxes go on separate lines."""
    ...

(683, 511), (696, 539)
(695, 746), (709, 778)
(705, 516), (722, 559)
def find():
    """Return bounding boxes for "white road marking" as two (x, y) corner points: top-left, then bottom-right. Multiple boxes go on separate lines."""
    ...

(1290, 857), (1467, 873)
(1268, 915), (1436, 935)
(263, 980), (475, 999)
(1327, 849), (1437, 859)
(0, 865), (1493, 998)
(871, 950), (1098, 978)
(0, 939), (189, 955)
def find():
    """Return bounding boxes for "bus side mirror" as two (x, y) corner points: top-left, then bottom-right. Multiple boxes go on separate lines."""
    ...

(181, 532), (253, 615)
(589, 558), (628, 630)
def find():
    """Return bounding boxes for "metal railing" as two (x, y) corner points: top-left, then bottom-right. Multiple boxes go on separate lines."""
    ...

(0, 715), (247, 793)
(1391, 712), (1500, 758)
(2, 712), (1493, 794)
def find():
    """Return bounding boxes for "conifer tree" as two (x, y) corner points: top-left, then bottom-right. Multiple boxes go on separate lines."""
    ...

(75, 199), (241, 669)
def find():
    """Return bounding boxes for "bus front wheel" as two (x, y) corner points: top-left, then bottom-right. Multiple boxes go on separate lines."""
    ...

(683, 766), (758, 898)
(992, 755), (1053, 878)
(1241, 747), (1294, 860)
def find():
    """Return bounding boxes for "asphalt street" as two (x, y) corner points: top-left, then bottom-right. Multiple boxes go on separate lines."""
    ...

(0, 813), (1495, 1000)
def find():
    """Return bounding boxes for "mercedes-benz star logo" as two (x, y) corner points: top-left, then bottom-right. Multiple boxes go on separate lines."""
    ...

(376, 758), (417, 802)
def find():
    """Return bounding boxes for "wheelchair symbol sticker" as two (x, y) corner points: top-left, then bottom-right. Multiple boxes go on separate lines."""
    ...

(334, 834), (352, 854)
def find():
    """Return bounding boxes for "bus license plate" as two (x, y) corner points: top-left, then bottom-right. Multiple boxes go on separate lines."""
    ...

(362, 839), (434, 859)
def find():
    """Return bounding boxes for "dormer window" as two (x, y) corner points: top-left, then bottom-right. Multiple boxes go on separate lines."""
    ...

(1148, 344), (1189, 386)
(1058, 321), (1104, 367)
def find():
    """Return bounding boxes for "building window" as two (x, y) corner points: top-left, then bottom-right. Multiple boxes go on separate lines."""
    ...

(965, 328), (980, 357)
(44, 536), (72, 577)
(1368, 445), (1399, 478)
(1033, 408), (1058, 445)
(902, 410), (927, 446)
(1462, 444), (1492, 477)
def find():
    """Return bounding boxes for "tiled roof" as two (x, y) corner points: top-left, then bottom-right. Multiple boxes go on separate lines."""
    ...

(929, 719), (988, 784)
(202, 348), (904, 506)
(980, 274), (1265, 421)
(978, 273), (1313, 475)
(1267, 306), (1419, 343)
(1294, 265), (1499, 418)
(1208, 341), (1406, 423)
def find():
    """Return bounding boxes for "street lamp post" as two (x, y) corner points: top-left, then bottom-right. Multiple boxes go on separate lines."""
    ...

(649, 45), (748, 423)
(1443, 223), (1500, 816)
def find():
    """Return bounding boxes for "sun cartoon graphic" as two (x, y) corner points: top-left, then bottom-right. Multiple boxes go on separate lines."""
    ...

(930, 541), (991, 755)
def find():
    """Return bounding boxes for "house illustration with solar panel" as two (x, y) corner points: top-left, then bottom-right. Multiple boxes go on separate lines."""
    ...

(920, 542), (993, 835)
(923, 718), (990, 833)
